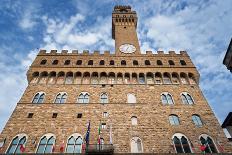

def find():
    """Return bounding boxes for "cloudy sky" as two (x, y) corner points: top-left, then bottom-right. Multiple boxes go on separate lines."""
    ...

(0, 0), (231, 133)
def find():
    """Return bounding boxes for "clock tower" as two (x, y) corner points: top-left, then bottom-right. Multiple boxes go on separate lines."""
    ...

(112, 5), (140, 55)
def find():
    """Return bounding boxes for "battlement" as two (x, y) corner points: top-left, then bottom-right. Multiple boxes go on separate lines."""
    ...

(38, 49), (189, 57)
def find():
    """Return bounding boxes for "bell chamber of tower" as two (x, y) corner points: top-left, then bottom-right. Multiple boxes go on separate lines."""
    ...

(0, 5), (232, 154)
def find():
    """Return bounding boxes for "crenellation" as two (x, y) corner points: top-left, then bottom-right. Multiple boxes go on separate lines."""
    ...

(83, 50), (89, 55)
(104, 50), (110, 55)
(61, 50), (68, 54)
(50, 49), (57, 54)
(72, 50), (78, 54)
(93, 50), (100, 55)
(168, 51), (176, 55)
(180, 50), (188, 56)
(157, 51), (164, 55)
(38, 49), (46, 54)
(146, 51), (153, 55)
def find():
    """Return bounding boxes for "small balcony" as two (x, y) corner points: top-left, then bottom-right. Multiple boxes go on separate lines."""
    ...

(85, 144), (114, 154)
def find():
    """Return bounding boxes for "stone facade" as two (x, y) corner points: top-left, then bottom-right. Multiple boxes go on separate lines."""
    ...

(0, 5), (231, 154)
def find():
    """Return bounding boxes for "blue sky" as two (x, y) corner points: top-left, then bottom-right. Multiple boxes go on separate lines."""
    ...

(0, 0), (232, 133)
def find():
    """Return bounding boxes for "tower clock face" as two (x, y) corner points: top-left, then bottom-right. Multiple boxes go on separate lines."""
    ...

(119, 44), (136, 53)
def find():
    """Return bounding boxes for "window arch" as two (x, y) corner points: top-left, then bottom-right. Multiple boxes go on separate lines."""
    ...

(65, 72), (73, 84)
(131, 116), (138, 125)
(131, 137), (143, 153)
(172, 133), (192, 153)
(199, 134), (218, 153)
(48, 72), (56, 84)
(57, 72), (65, 84)
(32, 92), (45, 103)
(180, 73), (189, 84)
(132, 73), (138, 84)
(78, 92), (89, 103)
(124, 73), (130, 84)
(88, 60), (93, 65)
(180, 60), (187, 66)
(64, 60), (71, 65)
(52, 60), (58, 65)
(161, 93), (174, 105)
(133, 60), (138, 65)
(145, 60), (150, 65)
(36, 134), (56, 153)
(192, 115), (203, 127)
(66, 133), (83, 153)
(181, 93), (194, 104)
(188, 73), (196, 84)
(169, 114), (180, 125)
(100, 93), (108, 104)
(121, 60), (126, 65)
(172, 73), (179, 84)
(168, 60), (175, 65)
(163, 72), (172, 84)
(31, 72), (39, 84)
(91, 72), (98, 84)
(108, 72), (115, 84)
(40, 59), (47, 65)
(155, 72), (162, 84)
(99, 60), (105, 65)
(6, 134), (27, 154)
(157, 60), (163, 65)
(39, 72), (48, 84)
(76, 60), (82, 65)
(139, 73), (145, 84)
(127, 93), (136, 103)
(54, 92), (67, 104)
(146, 72), (154, 84)
(109, 60), (114, 65)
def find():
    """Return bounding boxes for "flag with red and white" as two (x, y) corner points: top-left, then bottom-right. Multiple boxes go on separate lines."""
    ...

(60, 141), (65, 153)
(20, 144), (26, 153)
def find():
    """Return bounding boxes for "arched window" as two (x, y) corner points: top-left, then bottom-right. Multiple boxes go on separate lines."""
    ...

(83, 72), (90, 84)
(155, 72), (162, 84)
(31, 72), (39, 84)
(180, 60), (187, 66)
(36, 134), (55, 153)
(6, 134), (27, 154)
(48, 72), (56, 84)
(78, 92), (89, 103)
(131, 116), (137, 125)
(52, 60), (58, 65)
(127, 93), (136, 103)
(161, 93), (174, 105)
(100, 72), (107, 84)
(181, 93), (194, 104)
(132, 73), (138, 84)
(180, 73), (189, 84)
(117, 73), (123, 84)
(139, 73), (145, 84)
(91, 72), (98, 84)
(163, 73), (172, 84)
(109, 60), (114, 65)
(66, 134), (83, 153)
(131, 137), (143, 153)
(64, 60), (70, 65)
(172, 133), (192, 153)
(88, 60), (93, 65)
(146, 72), (154, 84)
(100, 93), (108, 104)
(133, 60), (138, 65)
(39, 72), (48, 84)
(192, 115), (203, 127)
(99, 60), (105, 65)
(121, 60), (126, 65)
(57, 72), (65, 84)
(32, 92), (45, 103)
(169, 115), (180, 125)
(168, 60), (175, 65)
(74, 72), (82, 84)
(172, 73), (179, 84)
(124, 73), (130, 84)
(40, 59), (47, 65)
(199, 134), (217, 153)
(65, 72), (73, 84)
(157, 60), (163, 65)
(145, 60), (150, 65)
(76, 60), (82, 65)
(188, 73), (196, 84)
(55, 92), (67, 104)
(108, 72), (115, 84)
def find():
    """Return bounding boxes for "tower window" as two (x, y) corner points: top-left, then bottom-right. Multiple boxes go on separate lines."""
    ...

(40, 59), (47, 65)
(161, 93), (174, 105)
(133, 60), (138, 65)
(121, 60), (126, 65)
(64, 60), (70, 65)
(109, 60), (114, 65)
(172, 133), (192, 153)
(36, 134), (55, 153)
(54, 92), (67, 104)
(101, 123), (107, 129)
(32, 92), (45, 104)
(52, 60), (58, 65)
(192, 114), (203, 127)
(180, 60), (187, 66)
(145, 60), (151, 65)
(88, 60), (93, 65)
(78, 92), (90, 103)
(103, 112), (109, 118)
(168, 60), (175, 65)
(199, 134), (217, 153)
(6, 134), (27, 154)
(99, 60), (105, 65)
(169, 114), (180, 125)
(52, 113), (58, 118)
(77, 113), (82, 118)
(157, 60), (163, 66)
(27, 113), (34, 118)
(100, 93), (108, 104)
(131, 116), (138, 125)
(76, 60), (82, 65)
(181, 93), (194, 105)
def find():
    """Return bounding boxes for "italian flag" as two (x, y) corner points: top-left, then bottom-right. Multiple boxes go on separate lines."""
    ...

(98, 123), (101, 144)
